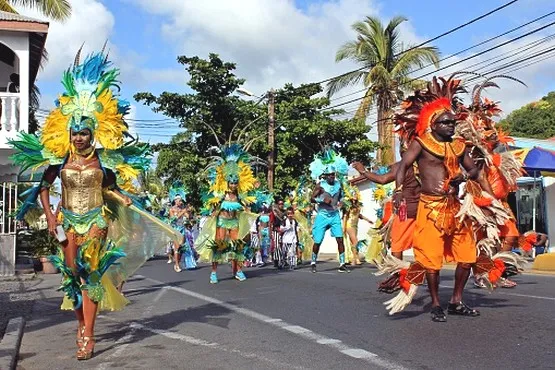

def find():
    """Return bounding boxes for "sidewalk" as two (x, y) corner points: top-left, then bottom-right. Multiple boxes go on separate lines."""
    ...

(0, 273), (61, 370)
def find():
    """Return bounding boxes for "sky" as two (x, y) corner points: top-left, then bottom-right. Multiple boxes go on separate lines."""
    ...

(16, 0), (555, 144)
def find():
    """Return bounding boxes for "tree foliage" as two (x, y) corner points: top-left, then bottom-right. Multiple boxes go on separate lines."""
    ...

(498, 92), (555, 139)
(135, 54), (378, 203)
(0, 0), (72, 21)
(327, 16), (440, 165)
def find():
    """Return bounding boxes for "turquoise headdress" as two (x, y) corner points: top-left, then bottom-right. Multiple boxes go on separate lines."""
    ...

(250, 190), (274, 213)
(309, 147), (349, 180)
(169, 181), (188, 203)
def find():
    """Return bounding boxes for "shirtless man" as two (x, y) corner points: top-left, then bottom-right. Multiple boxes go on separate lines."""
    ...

(394, 110), (481, 322)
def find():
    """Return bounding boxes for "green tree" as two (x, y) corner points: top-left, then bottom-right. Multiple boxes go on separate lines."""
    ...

(327, 16), (440, 165)
(135, 54), (378, 202)
(273, 83), (378, 192)
(498, 92), (555, 139)
(0, 0), (71, 20)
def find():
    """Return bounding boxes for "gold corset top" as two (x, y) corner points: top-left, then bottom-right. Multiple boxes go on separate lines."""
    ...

(347, 207), (360, 226)
(61, 168), (104, 214)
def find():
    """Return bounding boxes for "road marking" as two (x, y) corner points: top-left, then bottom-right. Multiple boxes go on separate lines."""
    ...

(99, 316), (307, 369)
(439, 284), (555, 301)
(341, 348), (379, 358)
(137, 275), (407, 370)
(317, 338), (342, 344)
(96, 287), (169, 370)
(264, 318), (283, 323)
(283, 325), (311, 334)
(498, 292), (555, 301)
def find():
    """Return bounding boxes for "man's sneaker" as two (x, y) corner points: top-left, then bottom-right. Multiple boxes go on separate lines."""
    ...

(210, 272), (218, 284)
(311, 264), (317, 273)
(297, 259), (302, 266)
(235, 271), (247, 282)
(167, 259), (172, 264)
(174, 265), (182, 273)
(338, 264), (351, 273)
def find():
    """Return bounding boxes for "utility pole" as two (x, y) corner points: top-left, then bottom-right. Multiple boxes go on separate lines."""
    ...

(267, 89), (275, 191)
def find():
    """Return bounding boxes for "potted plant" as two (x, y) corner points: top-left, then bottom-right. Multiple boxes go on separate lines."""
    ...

(22, 228), (61, 274)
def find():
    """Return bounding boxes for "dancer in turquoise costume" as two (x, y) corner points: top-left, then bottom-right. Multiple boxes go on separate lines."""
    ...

(8, 48), (181, 360)
(250, 191), (274, 266)
(168, 181), (196, 272)
(195, 142), (260, 284)
(308, 148), (350, 273)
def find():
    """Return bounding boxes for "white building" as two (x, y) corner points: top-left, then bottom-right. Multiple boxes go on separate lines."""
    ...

(0, 11), (49, 275)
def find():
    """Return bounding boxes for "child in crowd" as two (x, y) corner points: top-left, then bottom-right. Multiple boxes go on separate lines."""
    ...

(280, 207), (299, 270)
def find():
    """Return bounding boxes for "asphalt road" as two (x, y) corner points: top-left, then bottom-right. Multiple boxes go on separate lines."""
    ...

(17, 258), (555, 369)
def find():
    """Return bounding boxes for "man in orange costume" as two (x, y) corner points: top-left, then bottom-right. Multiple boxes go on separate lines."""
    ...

(352, 158), (420, 260)
(394, 86), (482, 322)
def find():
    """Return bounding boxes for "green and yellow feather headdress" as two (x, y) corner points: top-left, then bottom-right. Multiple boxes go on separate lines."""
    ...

(41, 46), (130, 158)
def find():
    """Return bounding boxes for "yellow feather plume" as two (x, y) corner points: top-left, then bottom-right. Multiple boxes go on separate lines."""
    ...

(94, 90), (126, 150)
(41, 98), (71, 157)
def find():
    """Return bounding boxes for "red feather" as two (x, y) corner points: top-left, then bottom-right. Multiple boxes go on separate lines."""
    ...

(416, 98), (452, 137)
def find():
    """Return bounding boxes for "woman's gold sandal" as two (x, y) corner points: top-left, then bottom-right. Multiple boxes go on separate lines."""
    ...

(77, 336), (95, 360)
(76, 325), (85, 348)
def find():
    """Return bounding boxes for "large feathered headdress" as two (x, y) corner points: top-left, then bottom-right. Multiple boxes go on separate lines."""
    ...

(309, 147), (349, 180)
(41, 45), (129, 158)
(457, 75), (525, 155)
(394, 74), (467, 148)
(169, 181), (188, 203)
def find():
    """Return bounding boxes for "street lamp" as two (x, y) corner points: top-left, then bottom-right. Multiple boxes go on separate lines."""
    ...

(237, 87), (256, 97)
(236, 87), (276, 191)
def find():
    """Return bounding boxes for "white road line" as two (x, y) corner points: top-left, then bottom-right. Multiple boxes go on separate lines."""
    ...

(498, 292), (555, 301)
(137, 275), (408, 370)
(439, 284), (555, 301)
(96, 287), (169, 370)
(99, 317), (307, 370)
(341, 348), (379, 358)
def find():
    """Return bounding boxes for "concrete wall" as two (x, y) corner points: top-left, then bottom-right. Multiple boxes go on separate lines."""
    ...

(0, 234), (16, 276)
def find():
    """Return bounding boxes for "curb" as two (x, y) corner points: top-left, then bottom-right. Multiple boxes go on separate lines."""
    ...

(0, 317), (26, 370)
(533, 253), (555, 272)
(0, 273), (36, 282)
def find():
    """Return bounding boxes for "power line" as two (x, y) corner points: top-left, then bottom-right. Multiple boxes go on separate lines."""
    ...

(311, 0), (520, 86)
(325, 10), (555, 109)
(321, 18), (555, 112)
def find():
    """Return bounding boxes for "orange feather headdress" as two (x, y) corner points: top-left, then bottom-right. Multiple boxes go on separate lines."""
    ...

(395, 74), (466, 146)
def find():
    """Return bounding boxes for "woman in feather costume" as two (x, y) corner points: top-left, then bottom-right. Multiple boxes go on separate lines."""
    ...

(195, 142), (260, 284)
(9, 48), (181, 360)
(167, 181), (195, 272)
(341, 182), (373, 265)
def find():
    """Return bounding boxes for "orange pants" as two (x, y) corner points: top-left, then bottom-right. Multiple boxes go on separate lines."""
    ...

(413, 195), (476, 270)
(390, 216), (416, 253)
(499, 218), (519, 238)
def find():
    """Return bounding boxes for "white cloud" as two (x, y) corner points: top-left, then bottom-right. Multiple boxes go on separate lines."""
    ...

(133, 0), (555, 120)
(133, 0), (386, 96)
(17, 0), (115, 82)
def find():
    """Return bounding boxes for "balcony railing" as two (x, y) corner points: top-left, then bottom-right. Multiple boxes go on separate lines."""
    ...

(0, 92), (20, 133)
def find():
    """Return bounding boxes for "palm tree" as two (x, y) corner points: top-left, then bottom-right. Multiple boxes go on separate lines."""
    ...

(327, 16), (440, 165)
(0, 0), (71, 21)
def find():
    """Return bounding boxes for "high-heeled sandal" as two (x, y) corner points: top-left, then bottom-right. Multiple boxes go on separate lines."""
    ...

(77, 336), (95, 360)
(76, 325), (85, 348)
